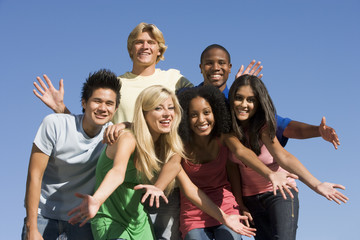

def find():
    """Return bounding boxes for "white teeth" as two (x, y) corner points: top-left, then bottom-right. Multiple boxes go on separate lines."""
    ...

(197, 125), (209, 130)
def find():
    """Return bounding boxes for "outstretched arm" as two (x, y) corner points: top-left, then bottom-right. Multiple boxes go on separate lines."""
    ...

(33, 74), (70, 113)
(235, 60), (263, 79)
(223, 133), (298, 199)
(177, 168), (256, 237)
(134, 154), (182, 208)
(261, 126), (348, 205)
(283, 117), (340, 149)
(68, 132), (135, 226)
(24, 144), (50, 240)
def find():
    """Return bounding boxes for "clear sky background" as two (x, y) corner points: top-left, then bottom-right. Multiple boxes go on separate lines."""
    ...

(1, 0), (359, 239)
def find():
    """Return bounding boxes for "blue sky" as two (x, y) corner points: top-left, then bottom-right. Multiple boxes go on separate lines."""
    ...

(1, 0), (359, 239)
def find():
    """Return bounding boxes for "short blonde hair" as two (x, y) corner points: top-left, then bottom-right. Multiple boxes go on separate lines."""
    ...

(132, 85), (184, 195)
(127, 22), (167, 64)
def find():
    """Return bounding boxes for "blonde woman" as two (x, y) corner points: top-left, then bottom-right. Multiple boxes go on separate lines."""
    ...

(68, 85), (254, 240)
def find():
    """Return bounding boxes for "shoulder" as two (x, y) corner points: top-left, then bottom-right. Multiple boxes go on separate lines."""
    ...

(156, 68), (182, 77)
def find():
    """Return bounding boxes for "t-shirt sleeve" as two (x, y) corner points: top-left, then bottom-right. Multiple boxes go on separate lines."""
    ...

(175, 76), (194, 93)
(33, 114), (58, 156)
(276, 114), (292, 147)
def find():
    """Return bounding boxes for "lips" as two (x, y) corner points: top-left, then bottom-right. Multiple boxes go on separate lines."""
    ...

(160, 119), (171, 127)
(209, 74), (222, 80)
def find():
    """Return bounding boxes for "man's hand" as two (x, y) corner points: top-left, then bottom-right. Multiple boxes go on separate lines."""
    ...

(235, 60), (263, 79)
(33, 74), (69, 113)
(319, 117), (340, 149)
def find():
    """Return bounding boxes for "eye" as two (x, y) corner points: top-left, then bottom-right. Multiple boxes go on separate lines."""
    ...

(234, 95), (243, 101)
(190, 112), (198, 118)
(247, 97), (256, 103)
(155, 106), (163, 111)
(168, 106), (175, 111)
(106, 101), (114, 106)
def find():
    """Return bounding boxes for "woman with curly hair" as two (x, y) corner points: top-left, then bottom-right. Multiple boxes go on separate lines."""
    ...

(177, 85), (299, 240)
(228, 75), (348, 240)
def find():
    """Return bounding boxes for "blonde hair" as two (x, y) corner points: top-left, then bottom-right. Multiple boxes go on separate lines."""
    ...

(127, 22), (167, 63)
(132, 85), (184, 195)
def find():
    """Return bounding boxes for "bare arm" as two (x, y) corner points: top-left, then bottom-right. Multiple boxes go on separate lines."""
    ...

(134, 154), (182, 208)
(68, 132), (136, 226)
(25, 144), (50, 240)
(226, 159), (253, 227)
(261, 126), (348, 204)
(177, 167), (256, 237)
(223, 133), (298, 199)
(283, 117), (340, 149)
(33, 74), (70, 114)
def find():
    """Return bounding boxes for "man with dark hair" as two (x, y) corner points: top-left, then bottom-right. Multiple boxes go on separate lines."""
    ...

(22, 69), (121, 240)
(199, 44), (340, 148)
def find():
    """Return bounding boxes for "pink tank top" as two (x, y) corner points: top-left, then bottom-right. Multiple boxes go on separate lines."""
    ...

(180, 140), (240, 238)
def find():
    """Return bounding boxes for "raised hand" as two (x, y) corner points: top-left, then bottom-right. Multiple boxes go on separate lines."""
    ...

(268, 171), (299, 199)
(235, 60), (263, 79)
(315, 182), (348, 205)
(319, 117), (340, 149)
(67, 193), (101, 227)
(33, 74), (68, 113)
(134, 184), (168, 208)
(222, 214), (256, 237)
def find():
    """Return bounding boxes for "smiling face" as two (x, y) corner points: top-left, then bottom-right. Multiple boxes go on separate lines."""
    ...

(233, 85), (258, 125)
(200, 48), (232, 92)
(188, 97), (215, 137)
(82, 88), (117, 137)
(144, 96), (175, 140)
(130, 31), (161, 68)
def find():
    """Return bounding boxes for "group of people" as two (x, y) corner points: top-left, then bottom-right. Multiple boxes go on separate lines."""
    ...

(23, 22), (348, 240)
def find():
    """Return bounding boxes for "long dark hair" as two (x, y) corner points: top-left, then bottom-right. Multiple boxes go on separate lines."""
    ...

(228, 75), (276, 155)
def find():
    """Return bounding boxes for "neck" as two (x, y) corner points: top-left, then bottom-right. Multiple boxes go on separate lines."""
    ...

(82, 118), (102, 138)
(192, 134), (212, 148)
(131, 64), (156, 76)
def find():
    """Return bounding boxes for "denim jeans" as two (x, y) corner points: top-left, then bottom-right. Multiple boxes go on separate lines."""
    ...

(21, 214), (94, 240)
(243, 188), (299, 240)
(185, 224), (243, 240)
(145, 187), (181, 240)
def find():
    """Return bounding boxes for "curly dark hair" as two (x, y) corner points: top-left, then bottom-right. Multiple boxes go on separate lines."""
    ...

(177, 85), (231, 144)
(81, 69), (121, 112)
(228, 74), (276, 155)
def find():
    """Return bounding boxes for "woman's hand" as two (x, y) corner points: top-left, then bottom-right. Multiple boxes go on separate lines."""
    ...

(314, 182), (348, 204)
(134, 184), (168, 208)
(67, 193), (101, 226)
(268, 171), (298, 199)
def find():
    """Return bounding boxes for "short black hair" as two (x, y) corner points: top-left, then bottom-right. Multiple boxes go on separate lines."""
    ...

(177, 85), (231, 144)
(81, 69), (121, 112)
(200, 44), (231, 64)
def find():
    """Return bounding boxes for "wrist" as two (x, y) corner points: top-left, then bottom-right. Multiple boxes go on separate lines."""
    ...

(54, 102), (66, 114)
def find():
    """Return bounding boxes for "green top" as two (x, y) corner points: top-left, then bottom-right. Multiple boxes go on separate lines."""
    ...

(91, 148), (154, 240)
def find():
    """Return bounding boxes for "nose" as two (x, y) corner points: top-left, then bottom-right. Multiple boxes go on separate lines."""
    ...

(212, 62), (220, 70)
(163, 108), (170, 117)
(98, 102), (106, 111)
(240, 100), (247, 107)
(142, 41), (150, 48)
(198, 113), (205, 123)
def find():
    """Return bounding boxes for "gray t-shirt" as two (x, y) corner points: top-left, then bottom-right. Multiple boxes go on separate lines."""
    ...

(34, 113), (111, 221)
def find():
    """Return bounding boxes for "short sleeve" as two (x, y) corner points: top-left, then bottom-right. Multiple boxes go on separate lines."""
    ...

(33, 114), (58, 156)
(276, 114), (292, 147)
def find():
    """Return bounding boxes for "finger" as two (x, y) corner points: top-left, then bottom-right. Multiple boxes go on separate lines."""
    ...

(249, 61), (261, 75)
(79, 217), (90, 227)
(258, 73), (263, 79)
(33, 82), (46, 95)
(329, 195), (341, 205)
(332, 184), (346, 190)
(335, 193), (349, 203)
(161, 195), (169, 204)
(155, 196), (160, 208)
(33, 89), (43, 99)
(278, 186), (287, 200)
(287, 182), (299, 192)
(243, 60), (256, 74)
(332, 140), (338, 150)
(141, 192), (149, 204)
(287, 173), (299, 180)
(236, 65), (244, 79)
(321, 116), (326, 126)
(43, 74), (55, 89)
(134, 184), (143, 190)
(149, 194), (155, 207)
(36, 76), (48, 90)
(74, 192), (86, 199)
(253, 65), (263, 76)
(59, 79), (64, 92)
(67, 206), (80, 216)
(284, 187), (294, 199)
(244, 218), (250, 227)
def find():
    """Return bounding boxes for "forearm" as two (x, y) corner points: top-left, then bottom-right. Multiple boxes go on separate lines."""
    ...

(283, 121), (320, 139)
(275, 151), (321, 190)
(226, 161), (245, 207)
(177, 169), (227, 224)
(93, 169), (124, 205)
(25, 175), (42, 230)
(154, 155), (181, 191)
